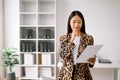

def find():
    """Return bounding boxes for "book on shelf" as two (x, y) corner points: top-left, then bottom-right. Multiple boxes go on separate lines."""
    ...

(25, 41), (29, 52)
(30, 41), (36, 52)
(38, 54), (42, 64)
(28, 29), (33, 39)
(39, 41), (54, 52)
(51, 42), (54, 52)
(50, 28), (54, 39)
(39, 31), (43, 39)
(21, 41), (26, 52)
(42, 29), (52, 39)
(24, 28), (28, 39)
(20, 28), (27, 39)
(46, 29), (51, 39)
(43, 29), (46, 39)
(39, 41), (44, 52)
(21, 41), (35, 52)
(43, 41), (47, 52)
(51, 54), (54, 64)
(47, 42), (51, 52)
(33, 42), (36, 52)
(29, 42), (33, 52)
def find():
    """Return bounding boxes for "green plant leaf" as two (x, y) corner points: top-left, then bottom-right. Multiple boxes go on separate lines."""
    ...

(2, 47), (19, 72)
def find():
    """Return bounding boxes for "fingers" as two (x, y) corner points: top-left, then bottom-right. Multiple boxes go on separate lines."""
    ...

(88, 57), (96, 64)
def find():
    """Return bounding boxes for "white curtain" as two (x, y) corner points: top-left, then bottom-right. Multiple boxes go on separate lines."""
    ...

(0, 0), (5, 79)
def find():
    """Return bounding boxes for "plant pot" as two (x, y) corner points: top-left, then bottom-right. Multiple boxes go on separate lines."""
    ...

(6, 72), (16, 80)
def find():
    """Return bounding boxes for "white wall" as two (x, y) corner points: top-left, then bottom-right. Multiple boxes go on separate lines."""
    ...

(56, 0), (120, 61)
(0, 0), (5, 79)
(56, 0), (120, 80)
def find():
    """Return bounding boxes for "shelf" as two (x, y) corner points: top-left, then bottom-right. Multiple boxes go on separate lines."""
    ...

(38, 40), (54, 52)
(39, 0), (55, 2)
(20, 66), (38, 78)
(38, 65), (55, 67)
(20, 40), (36, 52)
(20, 0), (36, 2)
(38, 27), (54, 39)
(38, 25), (55, 27)
(20, 65), (37, 67)
(19, 0), (56, 79)
(20, 27), (36, 39)
(20, 25), (37, 27)
(38, 14), (55, 25)
(38, 0), (55, 12)
(20, 53), (36, 65)
(38, 12), (55, 14)
(38, 53), (55, 65)
(20, 12), (36, 14)
(20, 0), (36, 12)
(38, 66), (55, 77)
(20, 14), (36, 25)
(20, 76), (37, 80)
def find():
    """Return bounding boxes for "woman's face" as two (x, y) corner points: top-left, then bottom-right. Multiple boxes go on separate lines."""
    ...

(70, 15), (82, 32)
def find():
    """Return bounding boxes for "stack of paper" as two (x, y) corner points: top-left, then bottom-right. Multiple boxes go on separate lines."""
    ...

(42, 76), (54, 80)
(25, 67), (37, 77)
(75, 45), (103, 63)
(38, 67), (52, 77)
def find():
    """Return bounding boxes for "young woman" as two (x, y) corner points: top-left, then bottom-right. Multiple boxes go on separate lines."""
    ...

(57, 10), (96, 80)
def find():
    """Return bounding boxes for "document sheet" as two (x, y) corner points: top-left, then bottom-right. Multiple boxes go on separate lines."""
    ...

(42, 76), (54, 80)
(75, 45), (103, 63)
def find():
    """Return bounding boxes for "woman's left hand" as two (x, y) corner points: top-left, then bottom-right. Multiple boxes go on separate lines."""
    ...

(87, 55), (96, 64)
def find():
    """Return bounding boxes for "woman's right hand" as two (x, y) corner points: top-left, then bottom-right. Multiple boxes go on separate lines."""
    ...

(70, 30), (81, 42)
(70, 33), (76, 42)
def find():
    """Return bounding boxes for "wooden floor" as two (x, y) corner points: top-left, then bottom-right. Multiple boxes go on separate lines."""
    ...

(2, 77), (19, 80)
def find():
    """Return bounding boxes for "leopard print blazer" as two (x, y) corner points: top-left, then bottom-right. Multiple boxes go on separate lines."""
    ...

(57, 32), (95, 80)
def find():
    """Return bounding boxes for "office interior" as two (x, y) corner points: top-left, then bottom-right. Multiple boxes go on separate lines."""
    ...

(0, 0), (120, 80)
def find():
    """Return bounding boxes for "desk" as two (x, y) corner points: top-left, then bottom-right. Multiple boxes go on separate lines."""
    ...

(93, 59), (120, 80)
(2, 77), (19, 80)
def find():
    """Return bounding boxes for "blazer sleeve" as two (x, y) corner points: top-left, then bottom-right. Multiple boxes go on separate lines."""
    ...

(88, 35), (94, 45)
(59, 35), (75, 61)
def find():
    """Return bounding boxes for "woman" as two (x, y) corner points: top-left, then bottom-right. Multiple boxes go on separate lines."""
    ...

(57, 10), (96, 80)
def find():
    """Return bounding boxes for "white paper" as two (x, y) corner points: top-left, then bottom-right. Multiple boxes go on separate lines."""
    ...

(42, 76), (54, 80)
(75, 45), (103, 63)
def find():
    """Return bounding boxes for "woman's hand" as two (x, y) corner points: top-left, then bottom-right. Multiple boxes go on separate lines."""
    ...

(87, 55), (96, 64)
(70, 31), (80, 42)
(70, 33), (76, 42)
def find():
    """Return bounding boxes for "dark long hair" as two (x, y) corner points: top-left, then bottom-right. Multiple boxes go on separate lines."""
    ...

(67, 10), (86, 34)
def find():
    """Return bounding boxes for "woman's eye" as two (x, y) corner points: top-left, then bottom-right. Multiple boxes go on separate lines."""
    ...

(73, 21), (75, 23)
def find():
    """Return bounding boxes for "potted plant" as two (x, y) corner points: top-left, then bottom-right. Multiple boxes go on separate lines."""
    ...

(2, 47), (19, 80)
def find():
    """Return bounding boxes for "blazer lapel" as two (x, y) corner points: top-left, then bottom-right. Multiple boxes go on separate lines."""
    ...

(77, 33), (87, 58)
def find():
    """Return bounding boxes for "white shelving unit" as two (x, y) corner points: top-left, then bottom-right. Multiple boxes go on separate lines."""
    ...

(19, 0), (56, 80)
